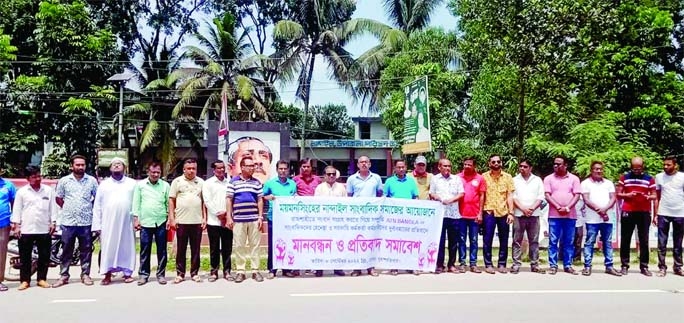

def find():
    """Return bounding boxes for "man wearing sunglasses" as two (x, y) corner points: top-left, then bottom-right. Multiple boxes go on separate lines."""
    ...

(543, 156), (581, 275)
(314, 165), (348, 277)
(482, 154), (515, 274)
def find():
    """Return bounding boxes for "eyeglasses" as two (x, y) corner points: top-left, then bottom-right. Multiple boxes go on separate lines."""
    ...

(242, 165), (255, 168)
(553, 163), (563, 167)
(441, 164), (452, 168)
(519, 165), (529, 168)
(490, 160), (502, 164)
(326, 173), (336, 176)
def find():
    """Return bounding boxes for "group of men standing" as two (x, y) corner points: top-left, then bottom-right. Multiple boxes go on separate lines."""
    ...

(0, 152), (682, 291)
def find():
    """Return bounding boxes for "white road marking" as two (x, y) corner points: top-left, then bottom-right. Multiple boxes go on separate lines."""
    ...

(290, 289), (671, 297)
(51, 299), (97, 303)
(174, 296), (225, 300)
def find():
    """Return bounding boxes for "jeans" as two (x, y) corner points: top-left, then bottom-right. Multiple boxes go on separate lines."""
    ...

(437, 218), (459, 269)
(620, 212), (651, 270)
(482, 212), (510, 267)
(207, 224), (233, 276)
(583, 223), (614, 269)
(548, 218), (576, 269)
(657, 215), (684, 271)
(139, 222), (167, 279)
(458, 219), (478, 266)
(175, 224), (202, 277)
(512, 216), (540, 268)
(19, 233), (51, 283)
(0, 226), (9, 282)
(59, 225), (92, 278)
(573, 225), (584, 261)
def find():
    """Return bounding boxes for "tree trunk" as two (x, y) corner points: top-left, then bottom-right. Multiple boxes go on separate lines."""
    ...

(299, 54), (317, 158)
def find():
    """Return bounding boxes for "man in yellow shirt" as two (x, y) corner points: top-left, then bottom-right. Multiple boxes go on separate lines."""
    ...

(482, 154), (515, 274)
(408, 156), (432, 200)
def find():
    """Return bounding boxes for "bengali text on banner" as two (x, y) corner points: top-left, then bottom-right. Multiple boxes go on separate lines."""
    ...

(272, 196), (445, 271)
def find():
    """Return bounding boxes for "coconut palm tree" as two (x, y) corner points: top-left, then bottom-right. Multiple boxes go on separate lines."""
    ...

(272, 0), (392, 154)
(173, 13), (271, 123)
(354, 0), (447, 111)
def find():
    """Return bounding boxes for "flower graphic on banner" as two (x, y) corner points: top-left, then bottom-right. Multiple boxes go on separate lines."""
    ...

(275, 239), (286, 265)
(336, 240), (345, 252)
(427, 242), (437, 267)
(287, 252), (295, 265)
(418, 253), (426, 269)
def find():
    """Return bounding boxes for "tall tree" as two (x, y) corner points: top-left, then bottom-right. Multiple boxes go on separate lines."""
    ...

(175, 13), (270, 123)
(273, 0), (390, 154)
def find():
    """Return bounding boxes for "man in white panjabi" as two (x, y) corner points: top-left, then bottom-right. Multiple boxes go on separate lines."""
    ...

(93, 157), (138, 285)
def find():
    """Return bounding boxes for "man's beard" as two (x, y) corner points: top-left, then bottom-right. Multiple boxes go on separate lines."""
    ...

(73, 169), (85, 175)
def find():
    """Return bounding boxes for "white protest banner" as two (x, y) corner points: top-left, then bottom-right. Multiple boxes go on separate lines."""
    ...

(272, 196), (445, 271)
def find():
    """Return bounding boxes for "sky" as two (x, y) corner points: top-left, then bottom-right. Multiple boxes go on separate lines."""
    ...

(274, 1), (458, 117)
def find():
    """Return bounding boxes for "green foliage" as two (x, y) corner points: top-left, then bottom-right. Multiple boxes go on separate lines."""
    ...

(379, 28), (468, 155)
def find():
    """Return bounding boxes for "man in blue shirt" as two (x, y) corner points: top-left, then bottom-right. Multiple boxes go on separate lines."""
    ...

(347, 155), (383, 277)
(384, 160), (419, 275)
(263, 160), (297, 279)
(52, 155), (99, 288)
(0, 171), (17, 292)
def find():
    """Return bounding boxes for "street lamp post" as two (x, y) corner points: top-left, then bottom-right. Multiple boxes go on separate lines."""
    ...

(107, 72), (133, 149)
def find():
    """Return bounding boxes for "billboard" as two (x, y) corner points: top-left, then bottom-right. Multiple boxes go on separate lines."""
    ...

(402, 76), (432, 154)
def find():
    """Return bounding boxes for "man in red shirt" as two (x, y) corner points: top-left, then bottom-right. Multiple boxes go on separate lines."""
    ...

(616, 156), (658, 276)
(292, 158), (322, 277)
(457, 157), (486, 273)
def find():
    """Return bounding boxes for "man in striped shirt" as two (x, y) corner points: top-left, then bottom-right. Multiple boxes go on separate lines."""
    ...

(226, 156), (264, 283)
(616, 156), (657, 276)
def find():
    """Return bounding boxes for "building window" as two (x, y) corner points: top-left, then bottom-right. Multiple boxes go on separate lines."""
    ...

(359, 122), (371, 139)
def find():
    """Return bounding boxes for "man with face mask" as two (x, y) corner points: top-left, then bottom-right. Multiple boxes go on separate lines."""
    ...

(93, 157), (138, 285)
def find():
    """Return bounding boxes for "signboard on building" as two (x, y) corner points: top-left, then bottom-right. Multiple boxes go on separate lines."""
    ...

(97, 149), (128, 167)
(402, 76), (432, 154)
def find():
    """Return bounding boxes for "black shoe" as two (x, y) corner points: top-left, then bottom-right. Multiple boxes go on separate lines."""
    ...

(351, 270), (362, 277)
(564, 267), (579, 275)
(581, 267), (591, 276)
(605, 267), (622, 277)
(640, 268), (652, 277)
(620, 267), (629, 276)
(531, 267), (546, 274)
(510, 266), (520, 274)
(333, 270), (346, 277)
(315, 270), (324, 277)
(390, 269), (399, 276)
(235, 273), (246, 283)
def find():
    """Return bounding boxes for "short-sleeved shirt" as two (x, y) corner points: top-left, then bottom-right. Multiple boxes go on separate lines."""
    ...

(0, 178), (17, 228)
(227, 176), (263, 222)
(457, 172), (487, 219)
(544, 172), (582, 219)
(384, 175), (418, 199)
(56, 174), (98, 226)
(263, 177), (296, 221)
(346, 172), (383, 197)
(293, 175), (322, 197)
(512, 174), (545, 217)
(618, 172), (656, 213)
(169, 176), (204, 224)
(429, 173), (465, 219)
(408, 171), (433, 200)
(314, 182), (347, 197)
(655, 171), (684, 217)
(581, 177), (617, 224)
(482, 171), (515, 217)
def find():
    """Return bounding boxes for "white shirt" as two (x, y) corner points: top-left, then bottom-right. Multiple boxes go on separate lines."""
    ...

(581, 177), (616, 224)
(314, 182), (347, 197)
(429, 173), (464, 219)
(512, 174), (545, 217)
(655, 171), (684, 217)
(202, 176), (229, 226)
(10, 184), (58, 234)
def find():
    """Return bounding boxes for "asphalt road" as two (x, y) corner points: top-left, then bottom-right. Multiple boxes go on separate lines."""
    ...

(2, 268), (683, 323)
